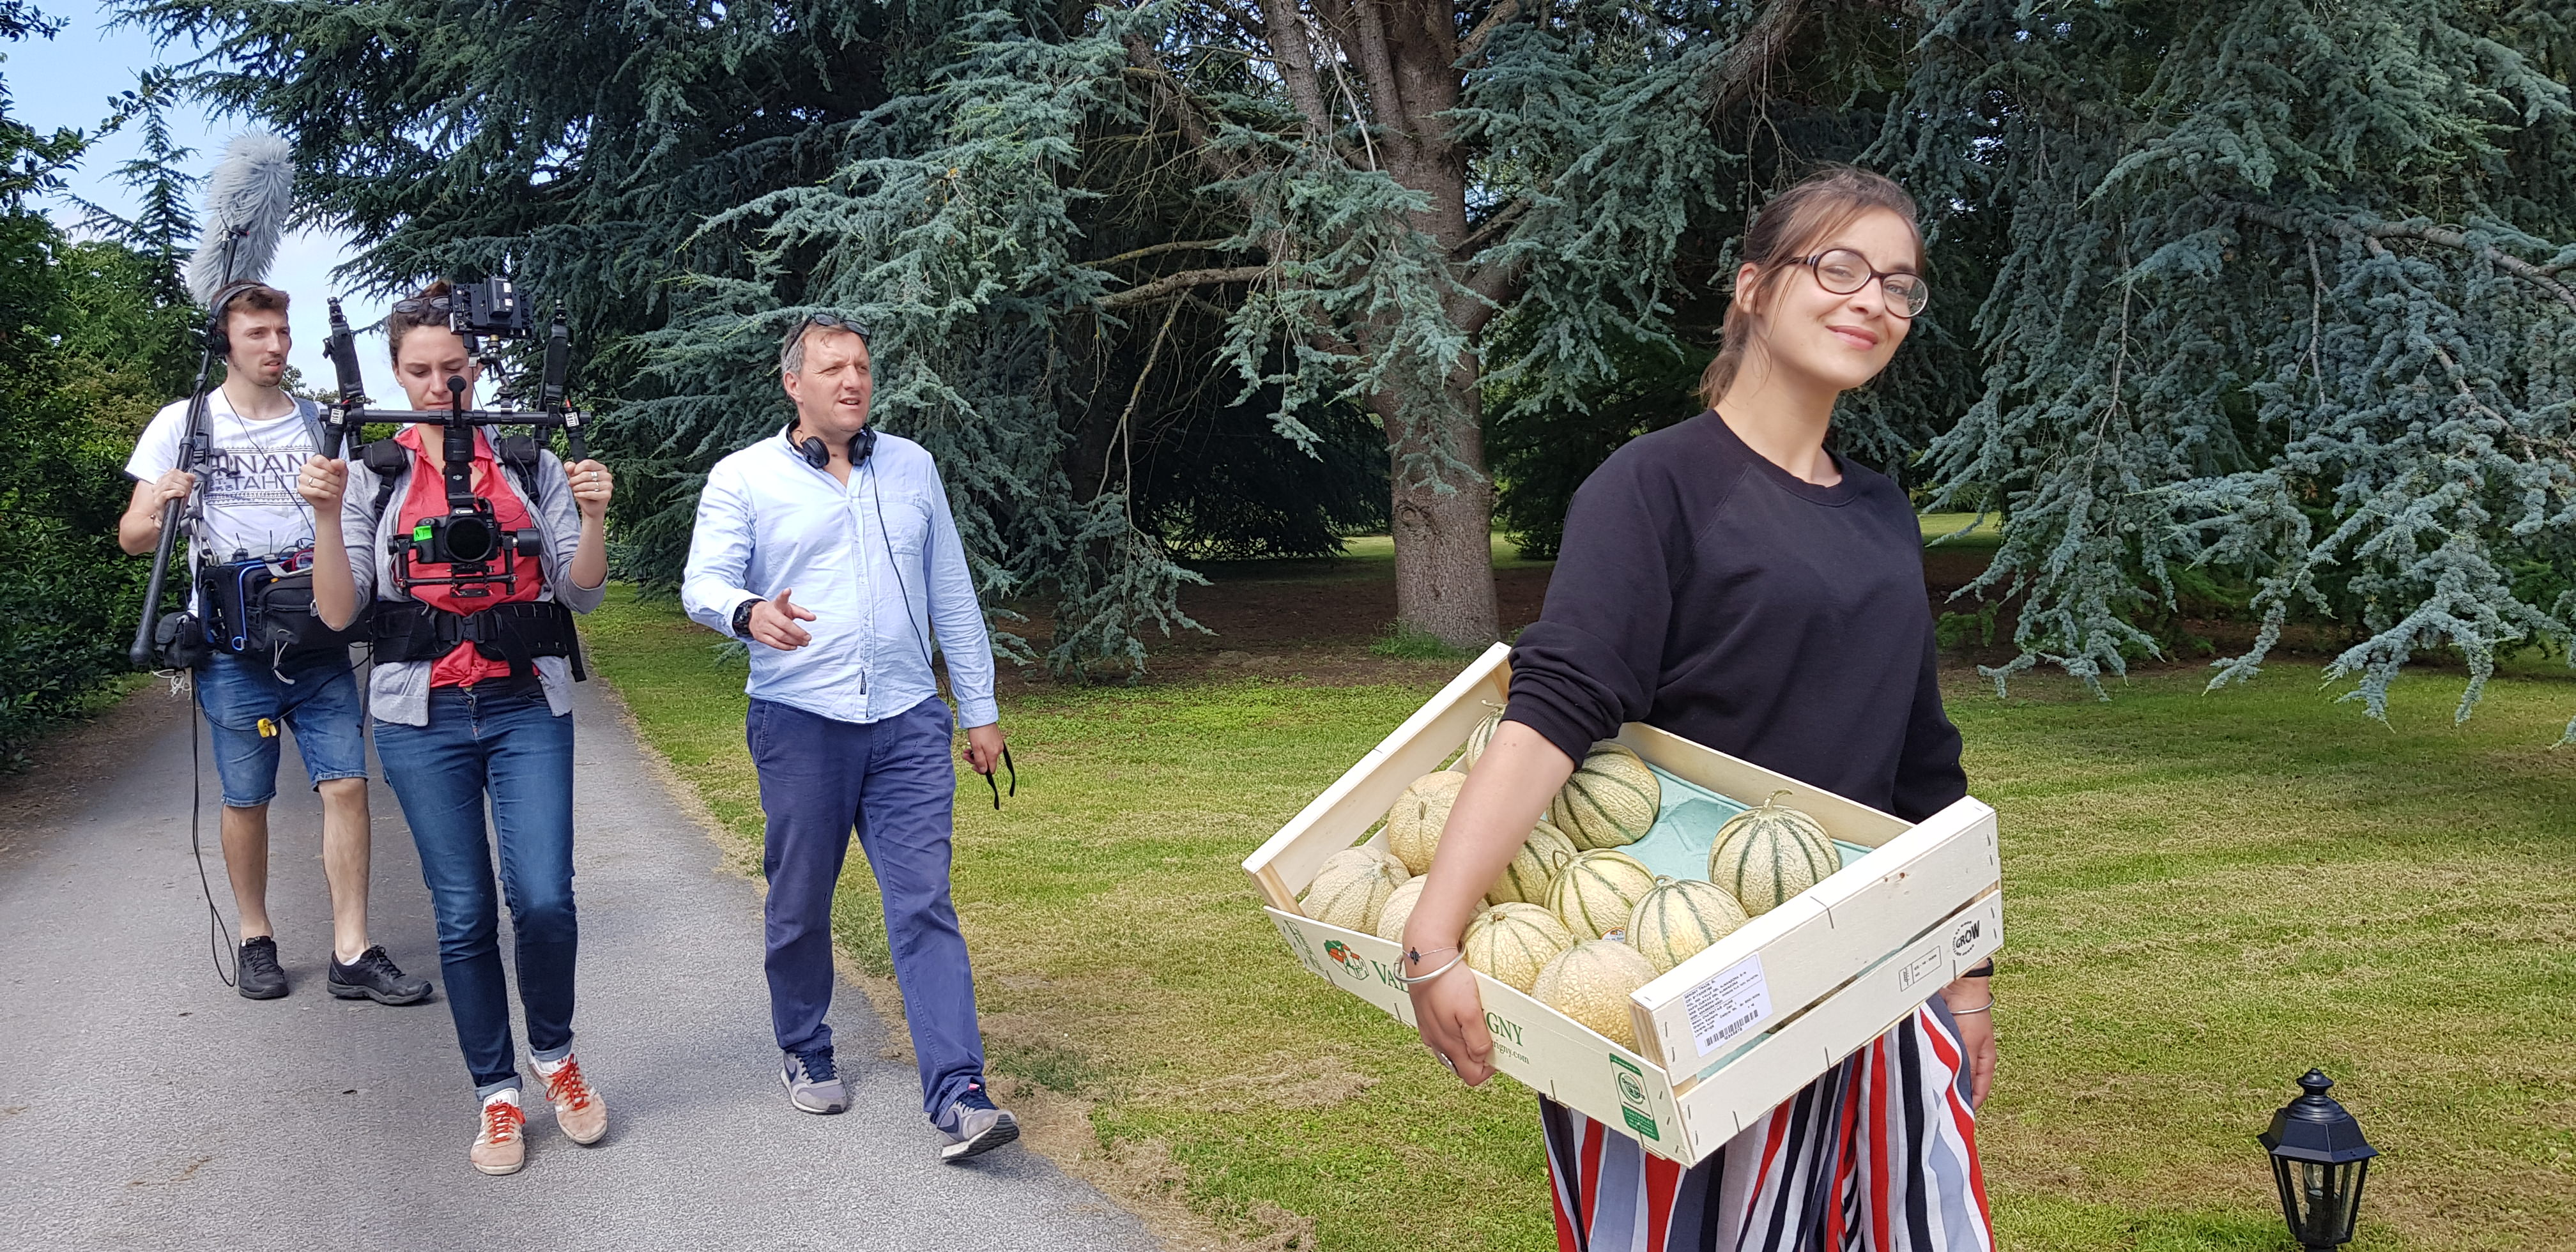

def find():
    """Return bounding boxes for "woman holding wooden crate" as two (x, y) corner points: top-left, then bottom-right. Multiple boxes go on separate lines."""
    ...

(1402, 167), (1998, 1251)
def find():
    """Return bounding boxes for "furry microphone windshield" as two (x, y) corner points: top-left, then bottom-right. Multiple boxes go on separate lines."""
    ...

(183, 132), (296, 305)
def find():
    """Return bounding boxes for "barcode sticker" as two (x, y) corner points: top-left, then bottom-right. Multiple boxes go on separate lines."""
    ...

(1685, 954), (1775, 1057)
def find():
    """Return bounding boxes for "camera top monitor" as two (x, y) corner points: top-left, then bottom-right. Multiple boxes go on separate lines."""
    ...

(394, 278), (532, 343)
(451, 278), (532, 340)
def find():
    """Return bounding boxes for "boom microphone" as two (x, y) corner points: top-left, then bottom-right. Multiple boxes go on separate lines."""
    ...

(182, 133), (296, 305)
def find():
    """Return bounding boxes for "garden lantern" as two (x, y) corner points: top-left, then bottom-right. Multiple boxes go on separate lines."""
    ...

(2260, 1069), (2379, 1251)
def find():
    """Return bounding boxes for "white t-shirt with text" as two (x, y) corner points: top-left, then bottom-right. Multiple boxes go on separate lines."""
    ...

(125, 391), (322, 563)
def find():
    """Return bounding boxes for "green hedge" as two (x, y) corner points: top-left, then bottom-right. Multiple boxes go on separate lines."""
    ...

(0, 215), (196, 758)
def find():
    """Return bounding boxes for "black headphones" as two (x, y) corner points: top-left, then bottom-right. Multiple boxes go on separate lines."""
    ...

(203, 280), (268, 358)
(792, 422), (876, 470)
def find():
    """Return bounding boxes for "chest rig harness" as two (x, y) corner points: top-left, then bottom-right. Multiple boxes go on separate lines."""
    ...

(359, 433), (586, 683)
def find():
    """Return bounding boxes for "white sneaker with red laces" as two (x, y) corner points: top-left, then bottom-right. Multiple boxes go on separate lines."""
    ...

(470, 1094), (526, 1176)
(535, 1054), (608, 1145)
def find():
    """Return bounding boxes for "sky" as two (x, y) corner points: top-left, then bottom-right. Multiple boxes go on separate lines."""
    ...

(12, 1), (401, 402)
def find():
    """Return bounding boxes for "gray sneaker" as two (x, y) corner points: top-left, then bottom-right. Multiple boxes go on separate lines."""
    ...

(781, 1048), (847, 1115)
(935, 1079), (1019, 1163)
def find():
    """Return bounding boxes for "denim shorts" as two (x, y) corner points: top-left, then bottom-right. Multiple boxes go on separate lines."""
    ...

(194, 650), (369, 808)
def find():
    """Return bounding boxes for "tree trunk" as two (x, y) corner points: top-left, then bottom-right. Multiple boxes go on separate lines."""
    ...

(1368, 0), (1500, 649)
(1379, 374), (1499, 646)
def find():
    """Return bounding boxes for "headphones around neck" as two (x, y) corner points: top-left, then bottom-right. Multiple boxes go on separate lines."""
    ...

(792, 422), (876, 470)
(204, 280), (266, 358)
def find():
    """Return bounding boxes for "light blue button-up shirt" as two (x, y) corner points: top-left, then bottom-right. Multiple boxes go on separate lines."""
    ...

(681, 429), (998, 729)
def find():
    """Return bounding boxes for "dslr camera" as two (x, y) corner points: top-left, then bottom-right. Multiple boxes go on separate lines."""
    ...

(400, 501), (541, 579)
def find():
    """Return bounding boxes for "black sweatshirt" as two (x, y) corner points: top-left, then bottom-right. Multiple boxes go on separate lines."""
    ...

(1505, 411), (1967, 823)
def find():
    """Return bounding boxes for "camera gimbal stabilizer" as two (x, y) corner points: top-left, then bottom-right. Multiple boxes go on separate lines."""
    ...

(322, 279), (592, 600)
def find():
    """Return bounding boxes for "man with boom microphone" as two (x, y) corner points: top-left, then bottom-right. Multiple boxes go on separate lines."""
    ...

(681, 313), (1018, 1163)
(119, 280), (432, 1007)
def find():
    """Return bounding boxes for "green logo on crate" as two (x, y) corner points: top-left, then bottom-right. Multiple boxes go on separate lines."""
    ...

(1322, 939), (1372, 982)
(1609, 1053), (1660, 1141)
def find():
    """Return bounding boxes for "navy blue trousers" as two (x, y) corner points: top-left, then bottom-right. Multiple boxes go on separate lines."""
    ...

(748, 694), (985, 1120)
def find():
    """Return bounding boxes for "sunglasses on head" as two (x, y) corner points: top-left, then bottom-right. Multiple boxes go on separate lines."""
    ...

(801, 312), (872, 342)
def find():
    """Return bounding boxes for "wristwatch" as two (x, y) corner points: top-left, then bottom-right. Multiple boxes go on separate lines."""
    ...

(731, 598), (758, 639)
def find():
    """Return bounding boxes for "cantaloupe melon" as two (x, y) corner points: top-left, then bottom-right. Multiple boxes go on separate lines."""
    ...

(1548, 742), (1661, 850)
(1486, 820), (1577, 906)
(1707, 791), (1839, 917)
(1375, 876), (1489, 943)
(1460, 708), (1504, 769)
(1384, 770), (1468, 875)
(1544, 848), (1659, 940)
(1301, 850), (1405, 933)
(1318, 844), (1409, 885)
(1532, 939), (1659, 1050)
(1462, 903), (1577, 993)
(1627, 877), (1750, 973)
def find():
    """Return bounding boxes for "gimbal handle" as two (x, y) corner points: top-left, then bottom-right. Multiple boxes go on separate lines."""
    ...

(327, 407), (592, 463)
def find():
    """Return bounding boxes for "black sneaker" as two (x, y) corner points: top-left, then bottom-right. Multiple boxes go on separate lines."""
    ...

(328, 945), (433, 1005)
(935, 1079), (1019, 1163)
(237, 936), (288, 1000)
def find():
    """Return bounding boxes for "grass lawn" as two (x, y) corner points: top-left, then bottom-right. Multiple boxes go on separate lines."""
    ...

(1919, 510), (2007, 549)
(581, 585), (2573, 1251)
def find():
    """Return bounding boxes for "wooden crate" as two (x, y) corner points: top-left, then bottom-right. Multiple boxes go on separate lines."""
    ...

(1241, 644), (2002, 1164)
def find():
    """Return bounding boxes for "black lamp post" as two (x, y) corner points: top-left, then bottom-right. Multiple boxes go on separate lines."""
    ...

(2260, 1069), (2379, 1251)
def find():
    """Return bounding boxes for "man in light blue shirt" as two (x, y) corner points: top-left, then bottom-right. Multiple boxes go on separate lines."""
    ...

(681, 313), (1016, 1162)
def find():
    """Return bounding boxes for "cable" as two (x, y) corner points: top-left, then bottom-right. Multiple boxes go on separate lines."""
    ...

(868, 461), (1013, 809)
(186, 683), (238, 988)
(183, 645), (364, 991)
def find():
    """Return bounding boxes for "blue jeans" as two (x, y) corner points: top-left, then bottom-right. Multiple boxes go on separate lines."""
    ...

(749, 695), (985, 1120)
(375, 686), (578, 1094)
(194, 650), (368, 807)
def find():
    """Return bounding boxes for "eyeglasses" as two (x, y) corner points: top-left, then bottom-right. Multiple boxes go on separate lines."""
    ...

(1797, 249), (1930, 318)
(801, 312), (871, 343)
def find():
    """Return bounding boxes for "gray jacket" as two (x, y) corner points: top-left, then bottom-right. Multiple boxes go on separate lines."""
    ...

(339, 436), (605, 726)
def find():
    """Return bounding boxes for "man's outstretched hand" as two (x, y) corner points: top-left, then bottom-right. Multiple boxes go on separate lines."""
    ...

(747, 588), (816, 650)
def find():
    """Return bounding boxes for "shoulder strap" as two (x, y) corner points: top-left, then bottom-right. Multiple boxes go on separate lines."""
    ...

(293, 397), (325, 458)
(360, 439), (410, 523)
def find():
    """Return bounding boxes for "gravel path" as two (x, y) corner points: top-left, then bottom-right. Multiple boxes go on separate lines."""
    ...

(0, 675), (1156, 1252)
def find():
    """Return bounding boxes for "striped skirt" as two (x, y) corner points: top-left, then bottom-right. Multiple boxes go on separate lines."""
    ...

(1542, 1000), (1993, 1252)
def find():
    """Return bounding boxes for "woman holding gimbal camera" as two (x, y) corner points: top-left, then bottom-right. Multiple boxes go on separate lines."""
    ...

(302, 280), (615, 1177)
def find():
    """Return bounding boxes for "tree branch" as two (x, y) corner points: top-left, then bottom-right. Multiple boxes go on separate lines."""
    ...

(1096, 238), (1245, 267)
(1118, 45), (1251, 185)
(1250, 0), (1336, 137)
(1100, 265), (1280, 309)
(1457, 0), (1523, 63)
(1704, 0), (1813, 119)
(1452, 199), (1526, 261)
(2255, 208), (2576, 461)
(1210, 0), (1269, 45)
(2234, 202), (2576, 316)
(1314, 0), (1409, 153)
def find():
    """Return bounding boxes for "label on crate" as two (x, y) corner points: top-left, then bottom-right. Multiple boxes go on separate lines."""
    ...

(1609, 1053), (1661, 1141)
(1685, 953), (1775, 1057)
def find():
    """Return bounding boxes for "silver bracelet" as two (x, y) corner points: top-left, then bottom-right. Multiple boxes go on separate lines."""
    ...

(1949, 998), (1995, 1016)
(1397, 951), (1467, 988)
